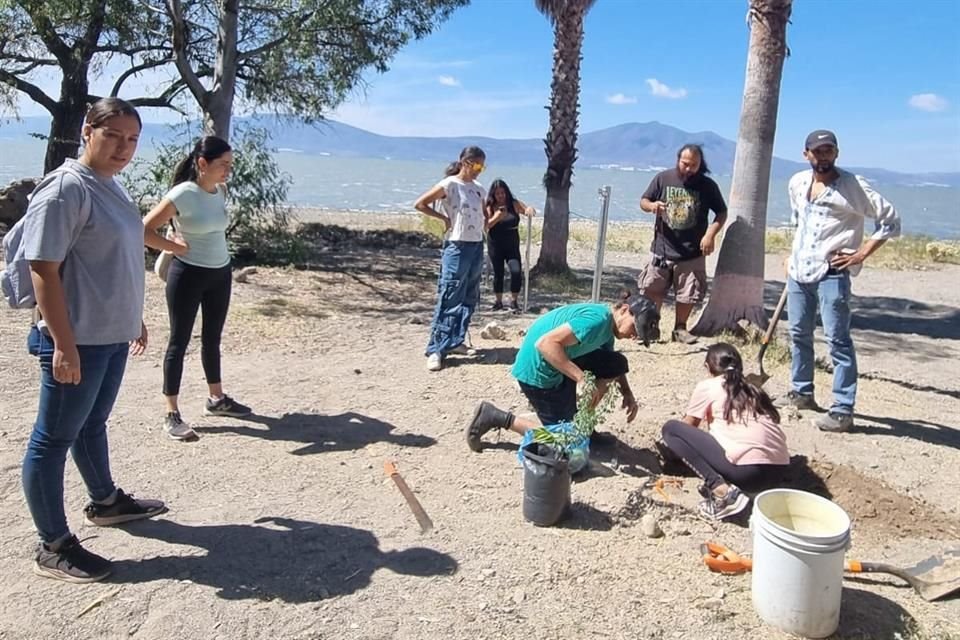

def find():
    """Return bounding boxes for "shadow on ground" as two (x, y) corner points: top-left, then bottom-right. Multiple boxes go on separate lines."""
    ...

(111, 517), (457, 602)
(196, 412), (436, 455)
(854, 413), (960, 450)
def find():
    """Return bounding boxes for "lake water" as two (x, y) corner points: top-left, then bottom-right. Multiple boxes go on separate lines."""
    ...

(2, 137), (958, 239)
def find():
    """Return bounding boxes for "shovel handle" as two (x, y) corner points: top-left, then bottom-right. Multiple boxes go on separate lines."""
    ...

(845, 560), (916, 583)
(761, 284), (790, 347)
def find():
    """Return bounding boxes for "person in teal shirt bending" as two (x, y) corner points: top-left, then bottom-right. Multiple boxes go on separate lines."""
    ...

(466, 294), (660, 451)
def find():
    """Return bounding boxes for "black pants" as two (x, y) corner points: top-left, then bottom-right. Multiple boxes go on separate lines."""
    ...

(488, 231), (522, 295)
(660, 420), (787, 491)
(518, 350), (629, 425)
(163, 258), (232, 396)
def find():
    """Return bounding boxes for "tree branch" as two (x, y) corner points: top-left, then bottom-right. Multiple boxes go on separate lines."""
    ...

(165, 0), (208, 104)
(0, 53), (58, 66)
(20, 4), (72, 65)
(78, 0), (109, 61)
(110, 57), (173, 96)
(0, 69), (57, 113)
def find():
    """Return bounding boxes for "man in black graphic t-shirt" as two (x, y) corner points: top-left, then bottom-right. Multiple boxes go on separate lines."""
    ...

(639, 144), (727, 344)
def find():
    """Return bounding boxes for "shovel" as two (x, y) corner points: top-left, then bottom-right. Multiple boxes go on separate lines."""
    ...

(846, 549), (960, 602)
(703, 543), (960, 602)
(745, 283), (789, 387)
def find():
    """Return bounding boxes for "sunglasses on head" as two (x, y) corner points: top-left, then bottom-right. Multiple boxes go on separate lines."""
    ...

(467, 160), (485, 173)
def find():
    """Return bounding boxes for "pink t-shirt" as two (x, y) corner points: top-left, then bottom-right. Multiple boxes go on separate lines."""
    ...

(685, 376), (789, 466)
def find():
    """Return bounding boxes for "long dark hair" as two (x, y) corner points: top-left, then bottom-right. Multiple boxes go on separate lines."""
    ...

(485, 178), (517, 214)
(444, 145), (485, 177)
(677, 143), (710, 176)
(172, 136), (232, 186)
(85, 97), (142, 129)
(706, 342), (780, 424)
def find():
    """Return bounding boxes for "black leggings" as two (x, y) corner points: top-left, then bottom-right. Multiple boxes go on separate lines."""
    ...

(163, 258), (232, 396)
(488, 231), (522, 295)
(660, 420), (787, 491)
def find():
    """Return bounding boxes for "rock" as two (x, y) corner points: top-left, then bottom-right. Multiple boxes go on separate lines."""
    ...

(480, 322), (507, 341)
(353, 368), (362, 375)
(640, 513), (663, 538)
(700, 597), (724, 610)
(512, 588), (526, 604)
(234, 266), (257, 283)
(407, 316), (424, 325)
(478, 602), (488, 611)
(481, 568), (496, 578)
(0, 178), (38, 228)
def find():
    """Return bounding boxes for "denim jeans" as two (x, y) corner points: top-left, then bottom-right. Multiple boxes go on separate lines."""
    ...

(425, 240), (484, 356)
(22, 326), (126, 543)
(786, 272), (857, 415)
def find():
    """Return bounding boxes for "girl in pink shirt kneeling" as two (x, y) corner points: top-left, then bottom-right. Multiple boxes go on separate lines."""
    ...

(660, 342), (789, 521)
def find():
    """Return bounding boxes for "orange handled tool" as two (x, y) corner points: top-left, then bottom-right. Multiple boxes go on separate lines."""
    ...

(384, 461), (434, 533)
(701, 542), (753, 574)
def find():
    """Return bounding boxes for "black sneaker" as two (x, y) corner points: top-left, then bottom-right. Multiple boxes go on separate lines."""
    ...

(34, 535), (111, 583)
(815, 412), (854, 433)
(698, 486), (750, 521)
(205, 395), (252, 417)
(774, 391), (819, 411)
(84, 488), (167, 526)
(465, 402), (512, 452)
(509, 300), (521, 314)
(671, 328), (698, 345)
(491, 301), (504, 311)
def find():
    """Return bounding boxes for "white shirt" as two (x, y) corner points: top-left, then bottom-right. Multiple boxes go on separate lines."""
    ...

(787, 168), (901, 284)
(436, 175), (485, 242)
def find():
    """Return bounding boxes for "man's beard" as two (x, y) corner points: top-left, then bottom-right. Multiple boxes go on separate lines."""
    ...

(810, 159), (835, 174)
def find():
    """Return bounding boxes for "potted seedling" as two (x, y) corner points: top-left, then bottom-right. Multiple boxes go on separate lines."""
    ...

(519, 373), (619, 526)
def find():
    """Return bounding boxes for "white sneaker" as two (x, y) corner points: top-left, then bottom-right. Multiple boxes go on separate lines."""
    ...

(448, 343), (477, 356)
(426, 353), (442, 371)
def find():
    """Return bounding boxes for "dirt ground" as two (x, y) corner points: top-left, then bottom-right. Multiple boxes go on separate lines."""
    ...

(1, 215), (959, 640)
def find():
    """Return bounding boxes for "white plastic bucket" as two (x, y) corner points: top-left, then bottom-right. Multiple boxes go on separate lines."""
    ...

(750, 489), (851, 638)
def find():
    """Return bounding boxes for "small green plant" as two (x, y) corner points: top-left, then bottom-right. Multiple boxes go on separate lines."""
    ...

(531, 372), (620, 454)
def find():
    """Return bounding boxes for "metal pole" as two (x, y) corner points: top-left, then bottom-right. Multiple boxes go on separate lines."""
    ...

(523, 213), (533, 313)
(591, 186), (612, 302)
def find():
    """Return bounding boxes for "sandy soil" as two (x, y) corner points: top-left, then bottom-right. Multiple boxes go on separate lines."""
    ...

(1, 215), (958, 640)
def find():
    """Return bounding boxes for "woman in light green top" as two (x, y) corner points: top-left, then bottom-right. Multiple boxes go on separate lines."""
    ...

(144, 136), (252, 440)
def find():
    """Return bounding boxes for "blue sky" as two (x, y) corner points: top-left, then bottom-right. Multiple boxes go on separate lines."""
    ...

(330, 0), (960, 174)
(7, 0), (959, 173)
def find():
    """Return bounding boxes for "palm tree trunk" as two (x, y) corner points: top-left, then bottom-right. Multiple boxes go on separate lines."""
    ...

(692, 0), (791, 335)
(536, 2), (588, 274)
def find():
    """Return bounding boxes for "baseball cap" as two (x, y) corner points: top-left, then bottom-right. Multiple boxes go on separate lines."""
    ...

(626, 294), (660, 347)
(805, 130), (838, 150)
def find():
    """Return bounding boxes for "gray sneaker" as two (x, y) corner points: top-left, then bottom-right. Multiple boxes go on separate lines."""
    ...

(775, 391), (819, 411)
(671, 328), (698, 345)
(205, 395), (252, 417)
(165, 412), (197, 440)
(815, 412), (854, 432)
(34, 535), (111, 583)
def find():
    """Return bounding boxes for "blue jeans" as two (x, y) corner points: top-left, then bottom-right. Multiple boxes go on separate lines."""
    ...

(426, 241), (484, 356)
(786, 273), (857, 415)
(22, 327), (126, 543)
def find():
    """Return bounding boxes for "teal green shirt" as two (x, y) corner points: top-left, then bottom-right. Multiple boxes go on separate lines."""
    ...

(511, 303), (615, 389)
(167, 182), (231, 268)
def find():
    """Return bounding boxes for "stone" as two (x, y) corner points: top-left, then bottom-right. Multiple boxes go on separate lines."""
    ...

(480, 322), (507, 341)
(0, 178), (38, 228)
(640, 513), (663, 538)
(512, 588), (526, 604)
(234, 266), (257, 283)
(408, 316), (424, 325)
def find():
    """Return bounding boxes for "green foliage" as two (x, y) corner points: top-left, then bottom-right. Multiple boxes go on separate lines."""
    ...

(531, 372), (619, 453)
(127, 124), (305, 265)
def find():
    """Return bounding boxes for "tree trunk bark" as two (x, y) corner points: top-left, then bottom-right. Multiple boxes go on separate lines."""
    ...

(535, 2), (588, 275)
(44, 71), (89, 174)
(692, 0), (791, 336)
(203, 0), (239, 140)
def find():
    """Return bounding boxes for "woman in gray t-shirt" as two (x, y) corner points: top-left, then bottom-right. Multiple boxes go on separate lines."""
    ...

(21, 98), (167, 584)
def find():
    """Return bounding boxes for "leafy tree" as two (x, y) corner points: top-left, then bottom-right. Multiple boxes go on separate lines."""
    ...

(0, 0), (181, 172)
(163, 0), (468, 140)
(693, 0), (792, 335)
(533, 0), (597, 274)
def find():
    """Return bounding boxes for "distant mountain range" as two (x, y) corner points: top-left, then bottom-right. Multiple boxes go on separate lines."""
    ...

(3, 115), (958, 187)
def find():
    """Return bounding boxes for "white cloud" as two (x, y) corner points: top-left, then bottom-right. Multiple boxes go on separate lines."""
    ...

(645, 78), (688, 100)
(437, 75), (461, 87)
(606, 93), (637, 105)
(908, 93), (949, 112)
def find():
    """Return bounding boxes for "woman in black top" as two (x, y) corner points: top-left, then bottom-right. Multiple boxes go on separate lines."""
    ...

(484, 179), (535, 312)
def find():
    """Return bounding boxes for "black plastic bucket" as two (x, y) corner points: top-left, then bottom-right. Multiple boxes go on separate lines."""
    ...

(521, 442), (571, 526)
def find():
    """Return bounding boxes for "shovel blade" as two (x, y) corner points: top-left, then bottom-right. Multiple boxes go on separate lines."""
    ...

(908, 549), (960, 601)
(745, 372), (769, 388)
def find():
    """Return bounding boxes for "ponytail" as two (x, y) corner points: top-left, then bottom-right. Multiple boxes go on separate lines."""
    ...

(706, 343), (781, 423)
(444, 160), (462, 177)
(171, 135), (232, 187)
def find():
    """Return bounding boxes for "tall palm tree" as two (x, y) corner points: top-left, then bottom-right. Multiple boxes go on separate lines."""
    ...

(534, 0), (597, 274)
(693, 0), (792, 335)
